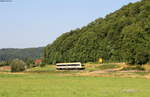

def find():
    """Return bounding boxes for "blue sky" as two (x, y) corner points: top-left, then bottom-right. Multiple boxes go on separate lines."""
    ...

(0, 0), (140, 48)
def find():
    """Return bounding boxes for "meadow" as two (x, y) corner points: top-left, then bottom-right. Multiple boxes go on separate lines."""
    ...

(0, 64), (150, 97)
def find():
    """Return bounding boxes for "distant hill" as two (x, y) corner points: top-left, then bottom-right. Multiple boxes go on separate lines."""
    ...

(44, 0), (150, 65)
(0, 47), (44, 61)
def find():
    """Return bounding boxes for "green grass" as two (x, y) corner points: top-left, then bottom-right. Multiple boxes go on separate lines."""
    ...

(85, 63), (120, 72)
(86, 64), (120, 71)
(134, 72), (149, 76)
(121, 66), (145, 71)
(0, 65), (150, 97)
(98, 64), (120, 70)
(26, 65), (82, 74)
(0, 73), (150, 97)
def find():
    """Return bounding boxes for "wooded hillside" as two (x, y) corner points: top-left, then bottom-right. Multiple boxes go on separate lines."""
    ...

(44, 0), (150, 65)
(0, 47), (44, 61)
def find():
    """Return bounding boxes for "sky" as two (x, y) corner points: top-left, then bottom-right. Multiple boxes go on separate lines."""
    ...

(0, 0), (140, 49)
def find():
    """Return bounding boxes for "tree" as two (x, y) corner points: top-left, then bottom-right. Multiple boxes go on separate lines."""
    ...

(11, 59), (26, 72)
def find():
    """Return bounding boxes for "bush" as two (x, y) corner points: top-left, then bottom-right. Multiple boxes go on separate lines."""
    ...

(134, 52), (149, 65)
(0, 61), (7, 67)
(11, 59), (26, 72)
(0, 61), (10, 67)
(40, 62), (46, 67)
(25, 59), (34, 68)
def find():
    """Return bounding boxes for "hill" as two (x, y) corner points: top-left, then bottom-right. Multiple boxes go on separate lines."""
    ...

(0, 47), (44, 62)
(44, 0), (150, 65)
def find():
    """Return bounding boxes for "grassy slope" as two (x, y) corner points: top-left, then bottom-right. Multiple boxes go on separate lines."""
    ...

(0, 73), (150, 97)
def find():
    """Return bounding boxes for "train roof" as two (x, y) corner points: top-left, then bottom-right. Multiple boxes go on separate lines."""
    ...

(56, 62), (81, 65)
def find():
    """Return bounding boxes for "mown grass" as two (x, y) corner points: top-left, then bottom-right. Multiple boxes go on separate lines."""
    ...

(0, 73), (150, 97)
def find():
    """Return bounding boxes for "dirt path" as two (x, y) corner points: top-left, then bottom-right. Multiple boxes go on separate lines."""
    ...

(77, 65), (150, 79)
(79, 65), (124, 75)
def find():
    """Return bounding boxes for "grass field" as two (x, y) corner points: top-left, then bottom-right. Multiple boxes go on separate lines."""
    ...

(1, 64), (150, 97)
(0, 73), (150, 97)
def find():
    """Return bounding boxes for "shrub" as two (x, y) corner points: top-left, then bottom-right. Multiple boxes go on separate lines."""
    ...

(0, 61), (10, 67)
(134, 52), (149, 65)
(40, 62), (46, 67)
(11, 59), (26, 72)
(0, 61), (7, 67)
(25, 59), (34, 68)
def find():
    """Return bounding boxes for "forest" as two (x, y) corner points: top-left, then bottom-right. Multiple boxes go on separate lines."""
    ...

(0, 47), (44, 62)
(44, 0), (150, 65)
